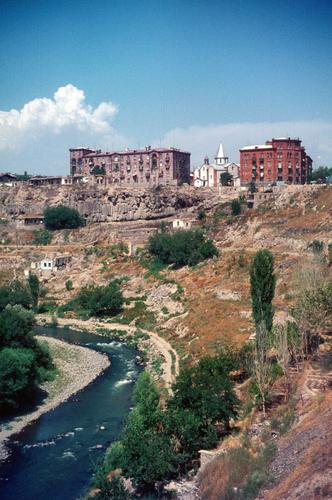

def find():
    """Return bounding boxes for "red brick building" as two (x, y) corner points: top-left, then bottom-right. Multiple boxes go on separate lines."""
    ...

(240, 138), (312, 186)
(69, 146), (190, 186)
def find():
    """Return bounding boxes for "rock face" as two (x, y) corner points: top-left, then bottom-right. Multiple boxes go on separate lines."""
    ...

(0, 184), (227, 223)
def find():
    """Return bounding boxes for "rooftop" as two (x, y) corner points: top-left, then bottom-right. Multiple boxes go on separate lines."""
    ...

(240, 144), (273, 151)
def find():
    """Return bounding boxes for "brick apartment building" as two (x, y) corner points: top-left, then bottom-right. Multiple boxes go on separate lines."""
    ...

(69, 146), (191, 186)
(240, 137), (312, 186)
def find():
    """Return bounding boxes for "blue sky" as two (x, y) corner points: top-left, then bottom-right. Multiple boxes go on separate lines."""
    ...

(1, 0), (332, 174)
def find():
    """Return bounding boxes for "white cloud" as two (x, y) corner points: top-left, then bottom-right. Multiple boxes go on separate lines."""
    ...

(159, 120), (332, 168)
(0, 84), (118, 151)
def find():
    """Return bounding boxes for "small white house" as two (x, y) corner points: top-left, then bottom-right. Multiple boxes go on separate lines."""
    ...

(37, 259), (54, 270)
(172, 219), (192, 230)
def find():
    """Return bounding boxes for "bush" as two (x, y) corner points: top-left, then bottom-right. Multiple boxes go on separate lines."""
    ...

(44, 205), (85, 230)
(32, 229), (52, 245)
(65, 279), (73, 291)
(148, 229), (218, 268)
(0, 280), (33, 312)
(231, 199), (241, 216)
(197, 208), (206, 221)
(0, 305), (54, 410)
(76, 280), (124, 317)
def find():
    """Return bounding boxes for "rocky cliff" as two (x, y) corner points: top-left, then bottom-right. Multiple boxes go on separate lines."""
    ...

(0, 184), (232, 222)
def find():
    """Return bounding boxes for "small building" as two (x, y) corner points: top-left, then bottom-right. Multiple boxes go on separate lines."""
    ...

(172, 219), (192, 230)
(17, 214), (44, 226)
(36, 259), (54, 270)
(33, 254), (72, 272)
(28, 176), (73, 187)
(0, 173), (17, 184)
(54, 255), (72, 268)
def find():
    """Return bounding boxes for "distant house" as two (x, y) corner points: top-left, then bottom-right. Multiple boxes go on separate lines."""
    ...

(28, 176), (74, 187)
(0, 173), (17, 184)
(32, 254), (72, 271)
(17, 214), (44, 226)
(172, 219), (193, 230)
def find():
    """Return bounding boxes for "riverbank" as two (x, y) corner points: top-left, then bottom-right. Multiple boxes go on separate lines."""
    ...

(36, 315), (179, 391)
(0, 336), (110, 461)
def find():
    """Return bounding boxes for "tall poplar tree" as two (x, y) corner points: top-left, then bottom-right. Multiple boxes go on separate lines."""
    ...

(250, 249), (276, 332)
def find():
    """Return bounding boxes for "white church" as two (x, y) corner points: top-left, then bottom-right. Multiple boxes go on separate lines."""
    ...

(193, 143), (240, 188)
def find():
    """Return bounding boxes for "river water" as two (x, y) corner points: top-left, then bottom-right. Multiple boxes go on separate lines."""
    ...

(0, 326), (142, 500)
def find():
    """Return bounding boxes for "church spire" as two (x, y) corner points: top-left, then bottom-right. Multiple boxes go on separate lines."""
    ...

(215, 143), (229, 166)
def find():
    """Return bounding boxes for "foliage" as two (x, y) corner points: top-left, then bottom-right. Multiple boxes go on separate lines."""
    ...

(98, 353), (239, 494)
(199, 441), (276, 500)
(65, 279), (73, 291)
(250, 249), (276, 332)
(44, 205), (85, 230)
(328, 243), (332, 266)
(148, 229), (218, 268)
(231, 199), (241, 216)
(92, 473), (131, 500)
(120, 372), (175, 490)
(28, 273), (40, 307)
(168, 354), (239, 459)
(0, 280), (33, 312)
(0, 305), (54, 410)
(32, 228), (53, 245)
(91, 165), (106, 175)
(197, 208), (206, 221)
(308, 166), (332, 183)
(220, 171), (232, 186)
(310, 239), (324, 256)
(249, 181), (257, 193)
(293, 280), (332, 352)
(76, 280), (124, 317)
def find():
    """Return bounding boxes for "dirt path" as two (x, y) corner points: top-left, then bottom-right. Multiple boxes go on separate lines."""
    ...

(37, 316), (180, 391)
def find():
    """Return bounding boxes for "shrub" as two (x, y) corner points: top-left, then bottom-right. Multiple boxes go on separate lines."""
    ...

(231, 199), (241, 216)
(76, 280), (124, 317)
(33, 228), (52, 245)
(220, 172), (232, 186)
(311, 239), (324, 255)
(44, 205), (85, 230)
(65, 279), (73, 291)
(328, 243), (332, 266)
(197, 208), (206, 221)
(0, 306), (54, 410)
(0, 280), (33, 312)
(148, 229), (218, 268)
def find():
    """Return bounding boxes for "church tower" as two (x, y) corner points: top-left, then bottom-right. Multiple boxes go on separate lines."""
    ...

(214, 143), (229, 166)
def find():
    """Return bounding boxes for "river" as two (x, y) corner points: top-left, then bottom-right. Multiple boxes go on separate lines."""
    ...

(0, 326), (142, 500)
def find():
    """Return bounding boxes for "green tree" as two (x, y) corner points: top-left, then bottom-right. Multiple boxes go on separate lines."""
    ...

(308, 166), (332, 183)
(231, 199), (241, 216)
(148, 230), (218, 268)
(28, 274), (40, 307)
(33, 228), (53, 245)
(44, 205), (85, 230)
(0, 306), (54, 409)
(220, 172), (232, 186)
(250, 250), (276, 332)
(249, 181), (257, 193)
(77, 280), (124, 317)
(0, 280), (33, 312)
(0, 348), (36, 408)
(121, 372), (175, 490)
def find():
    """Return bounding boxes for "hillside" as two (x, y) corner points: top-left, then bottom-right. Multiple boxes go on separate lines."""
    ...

(0, 183), (331, 498)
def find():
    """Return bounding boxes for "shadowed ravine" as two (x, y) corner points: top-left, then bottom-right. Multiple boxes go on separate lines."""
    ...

(0, 326), (142, 500)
